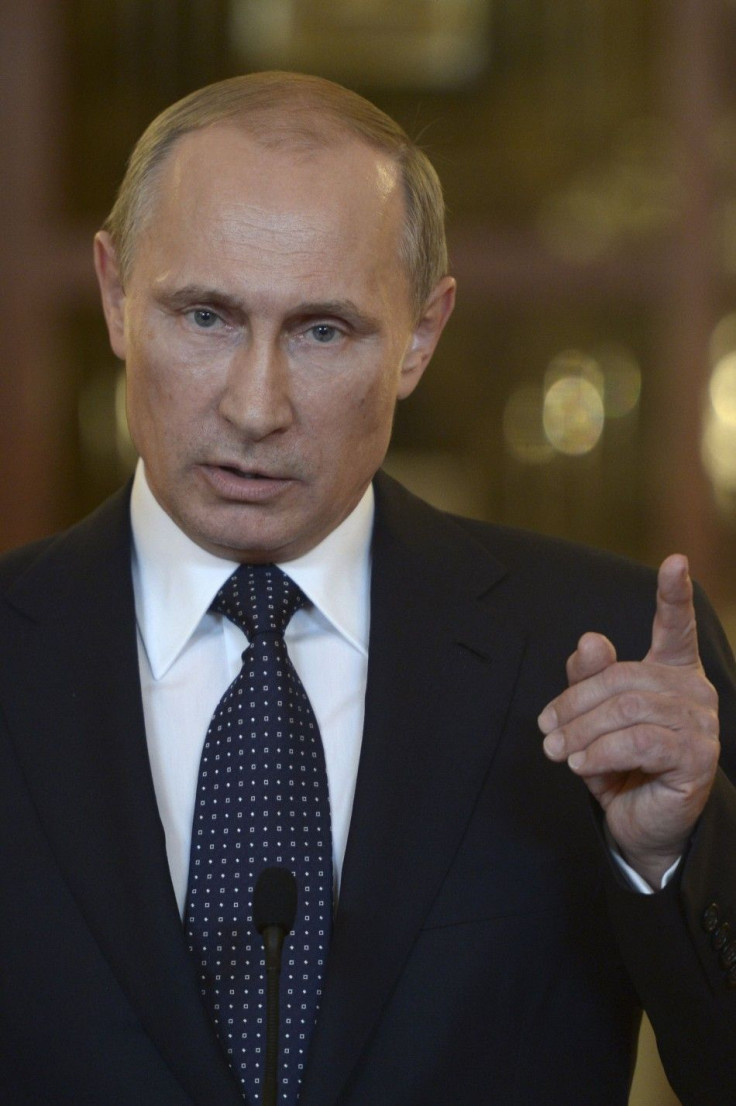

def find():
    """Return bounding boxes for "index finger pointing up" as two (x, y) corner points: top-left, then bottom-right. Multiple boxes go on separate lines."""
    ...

(645, 553), (700, 667)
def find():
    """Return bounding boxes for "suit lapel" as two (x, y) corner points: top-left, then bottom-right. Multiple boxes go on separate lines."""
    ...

(3, 491), (244, 1106)
(301, 475), (528, 1105)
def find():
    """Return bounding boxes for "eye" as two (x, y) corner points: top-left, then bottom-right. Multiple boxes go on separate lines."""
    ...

(308, 323), (340, 344)
(189, 308), (221, 329)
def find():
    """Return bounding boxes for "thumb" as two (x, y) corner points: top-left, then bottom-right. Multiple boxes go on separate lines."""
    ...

(645, 553), (700, 667)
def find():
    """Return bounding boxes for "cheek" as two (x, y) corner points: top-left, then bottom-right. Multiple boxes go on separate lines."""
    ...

(354, 369), (400, 430)
(125, 330), (218, 426)
(311, 380), (393, 446)
(124, 356), (195, 465)
(124, 356), (170, 440)
(323, 381), (397, 477)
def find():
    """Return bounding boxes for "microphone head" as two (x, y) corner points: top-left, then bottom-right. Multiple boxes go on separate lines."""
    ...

(253, 866), (298, 934)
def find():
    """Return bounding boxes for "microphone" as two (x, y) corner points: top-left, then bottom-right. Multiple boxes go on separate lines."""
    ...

(253, 867), (298, 1106)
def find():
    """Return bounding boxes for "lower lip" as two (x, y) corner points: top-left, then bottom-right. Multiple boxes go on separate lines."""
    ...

(198, 464), (295, 503)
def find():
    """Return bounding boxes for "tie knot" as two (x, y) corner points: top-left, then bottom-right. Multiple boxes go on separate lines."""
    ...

(211, 563), (306, 640)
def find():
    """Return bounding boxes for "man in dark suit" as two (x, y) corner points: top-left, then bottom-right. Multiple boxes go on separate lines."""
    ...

(1, 71), (735, 1105)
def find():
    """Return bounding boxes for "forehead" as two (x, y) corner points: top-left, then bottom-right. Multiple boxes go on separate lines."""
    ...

(133, 125), (407, 287)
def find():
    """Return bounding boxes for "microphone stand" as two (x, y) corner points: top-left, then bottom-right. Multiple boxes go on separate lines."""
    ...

(261, 923), (286, 1106)
(253, 867), (298, 1106)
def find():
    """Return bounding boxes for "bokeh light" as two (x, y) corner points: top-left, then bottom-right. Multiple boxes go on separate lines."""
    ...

(503, 345), (640, 465)
(702, 316), (736, 497)
(709, 352), (736, 427)
(543, 376), (605, 456)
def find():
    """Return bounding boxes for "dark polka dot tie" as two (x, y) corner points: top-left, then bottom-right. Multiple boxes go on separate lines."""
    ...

(185, 564), (333, 1106)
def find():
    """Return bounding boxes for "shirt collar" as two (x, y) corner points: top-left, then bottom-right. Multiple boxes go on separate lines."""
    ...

(130, 461), (373, 679)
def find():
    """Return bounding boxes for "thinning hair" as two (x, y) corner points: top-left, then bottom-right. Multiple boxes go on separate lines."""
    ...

(102, 71), (449, 320)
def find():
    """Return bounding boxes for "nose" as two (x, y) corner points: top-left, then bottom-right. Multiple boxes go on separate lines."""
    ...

(218, 336), (294, 440)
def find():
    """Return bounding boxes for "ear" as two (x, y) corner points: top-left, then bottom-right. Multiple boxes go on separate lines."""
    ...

(93, 231), (128, 360)
(397, 276), (456, 400)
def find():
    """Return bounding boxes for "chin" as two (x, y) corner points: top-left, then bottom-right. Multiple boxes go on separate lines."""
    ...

(194, 525), (289, 564)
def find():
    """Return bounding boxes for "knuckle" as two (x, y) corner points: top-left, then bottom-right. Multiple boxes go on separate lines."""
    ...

(704, 679), (719, 712)
(701, 707), (720, 742)
(630, 724), (665, 761)
(673, 696), (719, 742)
(695, 727), (721, 767)
(617, 690), (646, 724)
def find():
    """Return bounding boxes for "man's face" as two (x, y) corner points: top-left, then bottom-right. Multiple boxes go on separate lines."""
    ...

(95, 124), (454, 561)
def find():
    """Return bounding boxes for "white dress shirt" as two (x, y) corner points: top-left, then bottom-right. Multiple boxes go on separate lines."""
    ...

(130, 461), (372, 916)
(130, 461), (666, 914)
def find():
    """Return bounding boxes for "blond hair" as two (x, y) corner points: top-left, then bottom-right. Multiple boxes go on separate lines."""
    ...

(102, 71), (448, 319)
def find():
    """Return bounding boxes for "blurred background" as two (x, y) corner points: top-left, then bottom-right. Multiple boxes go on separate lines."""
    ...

(3, 1), (735, 1101)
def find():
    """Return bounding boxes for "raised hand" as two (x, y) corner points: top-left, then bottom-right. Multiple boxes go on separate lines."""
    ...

(538, 554), (720, 888)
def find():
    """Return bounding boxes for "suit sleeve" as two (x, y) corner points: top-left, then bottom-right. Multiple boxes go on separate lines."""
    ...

(603, 585), (736, 1105)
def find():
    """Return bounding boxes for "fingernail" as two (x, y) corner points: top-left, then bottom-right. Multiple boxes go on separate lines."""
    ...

(543, 732), (565, 759)
(538, 705), (558, 733)
(568, 751), (585, 771)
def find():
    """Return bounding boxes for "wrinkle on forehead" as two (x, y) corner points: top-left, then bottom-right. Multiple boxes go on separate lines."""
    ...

(209, 203), (337, 252)
(159, 170), (402, 270)
(130, 125), (411, 311)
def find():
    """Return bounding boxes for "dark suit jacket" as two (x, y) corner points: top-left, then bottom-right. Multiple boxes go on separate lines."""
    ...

(2, 473), (736, 1105)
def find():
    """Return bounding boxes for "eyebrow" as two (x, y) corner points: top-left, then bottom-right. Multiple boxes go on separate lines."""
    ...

(155, 285), (246, 314)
